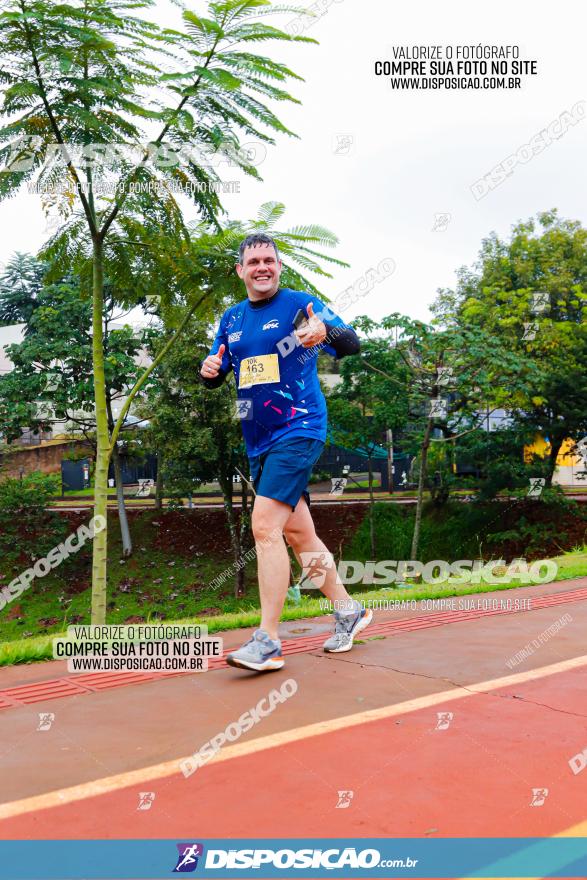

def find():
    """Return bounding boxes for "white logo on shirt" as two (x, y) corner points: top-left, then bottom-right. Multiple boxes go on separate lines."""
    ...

(262, 319), (279, 331)
(228, 331), (242, 343)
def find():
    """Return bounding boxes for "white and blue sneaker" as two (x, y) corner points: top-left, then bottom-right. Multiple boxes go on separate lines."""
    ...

(226, 629), (285, 672)
(323, 604), (373, 653)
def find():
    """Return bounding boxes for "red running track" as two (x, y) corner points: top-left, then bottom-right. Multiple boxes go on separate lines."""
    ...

(1, 661), (585, 841)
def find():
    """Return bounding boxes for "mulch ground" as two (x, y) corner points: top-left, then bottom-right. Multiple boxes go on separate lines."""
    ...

(49, 504), (367, 569)
(56, 498), (587, 561)
(138, 504), (367, 558)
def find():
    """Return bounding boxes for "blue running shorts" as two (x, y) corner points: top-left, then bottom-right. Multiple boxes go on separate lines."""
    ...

(249, 437), (325, 511)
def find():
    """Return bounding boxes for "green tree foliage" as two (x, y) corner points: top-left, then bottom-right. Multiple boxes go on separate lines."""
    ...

(436, 210), (587, 484)
(336, 314), (535, 559)
(0, 252), (46, 325)
(327, 315), (410, 555)
(0, 0), (312, 621)
(0, 267), (143, 440)
(0, 264), (146, 555)
(141, 318), (252, 597)
(0, 471), (66, 559)
(455, 424), (551, 501)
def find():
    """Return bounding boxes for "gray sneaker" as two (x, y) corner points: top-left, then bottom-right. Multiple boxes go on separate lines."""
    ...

(323, 606), (373, 653)
(226, 629), (284, 672)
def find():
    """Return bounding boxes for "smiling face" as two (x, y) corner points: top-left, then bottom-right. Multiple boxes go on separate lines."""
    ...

(236, 242), (282, 300)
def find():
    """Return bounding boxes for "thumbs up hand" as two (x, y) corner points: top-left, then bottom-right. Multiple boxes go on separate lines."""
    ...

(201, 343), (226, 379)
(295, 301), (327, 348)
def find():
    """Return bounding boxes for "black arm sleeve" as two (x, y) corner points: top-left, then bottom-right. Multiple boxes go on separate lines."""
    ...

(199, 363), (229, 389)
(323, 322), (361, 358)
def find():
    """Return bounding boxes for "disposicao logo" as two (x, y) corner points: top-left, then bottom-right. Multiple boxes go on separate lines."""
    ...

(262, 319), (279, 330)
(173, 843), (204, 872)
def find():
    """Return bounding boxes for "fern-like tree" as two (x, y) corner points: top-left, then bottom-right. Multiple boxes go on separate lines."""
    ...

(0, 0), (312, 622)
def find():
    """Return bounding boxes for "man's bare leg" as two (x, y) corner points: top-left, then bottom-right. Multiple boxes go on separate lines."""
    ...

(283, 499), (373, 653)
(252, 494), (359, 641)
(283, 496), (354, 608)
(227, 493), (369, 671)
(251, 495), (296, 640)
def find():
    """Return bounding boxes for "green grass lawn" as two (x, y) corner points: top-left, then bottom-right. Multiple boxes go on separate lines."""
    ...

(2, 495), (586, 667)
(1, 541), (585, 668)
(0, 510), (259, 644)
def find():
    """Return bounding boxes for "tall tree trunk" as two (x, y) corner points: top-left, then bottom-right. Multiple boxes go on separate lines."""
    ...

(367, 454), (376, 556)
(239, 472), (251, 555)
(411, 418), (433, 560)
(91, 237), (110, 624)
(106, 396), (132, 558)
(112, 445), (132, 557)
(220, 477), (245, 599)
(236, 550), (245, 598)
(546, 436), (563, 487)
(237, 476), (252, 598)
(386, 428), (394, 494)
(155, 450), (163, 510)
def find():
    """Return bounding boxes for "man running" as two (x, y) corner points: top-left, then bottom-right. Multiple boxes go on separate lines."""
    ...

(200, 233), (372, 671)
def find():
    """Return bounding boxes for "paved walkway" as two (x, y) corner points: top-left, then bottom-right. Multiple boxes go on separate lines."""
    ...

(0, 579), (586, 857)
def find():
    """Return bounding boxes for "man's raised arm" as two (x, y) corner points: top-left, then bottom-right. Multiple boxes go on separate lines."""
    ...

(200, 313), (232, 388)
(200, 343), (229, 388)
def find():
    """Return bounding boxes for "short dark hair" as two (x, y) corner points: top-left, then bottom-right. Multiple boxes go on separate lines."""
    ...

(238, 233), (280, 265)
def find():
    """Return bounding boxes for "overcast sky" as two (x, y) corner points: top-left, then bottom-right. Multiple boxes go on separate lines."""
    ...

(1, 0), (585, 324)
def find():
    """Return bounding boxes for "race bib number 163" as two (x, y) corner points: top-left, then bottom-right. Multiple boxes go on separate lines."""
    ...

(238, 354), (281, 389)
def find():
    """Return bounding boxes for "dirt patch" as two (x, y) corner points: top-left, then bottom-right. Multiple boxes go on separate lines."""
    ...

(4, 604), (23, 621)
(122, 505), (367, 559)
(311, 504), (367, 553)
(64, 579), (90, 596)
(60, 511), (94, 529)
(138, 510), (234, 558)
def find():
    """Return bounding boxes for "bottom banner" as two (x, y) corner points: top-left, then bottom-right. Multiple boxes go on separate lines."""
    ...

(0, 837), (586, 878)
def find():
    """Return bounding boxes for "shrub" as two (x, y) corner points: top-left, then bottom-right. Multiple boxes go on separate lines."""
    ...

(0, 472), (67, 559)
(347, 497), (587, 566)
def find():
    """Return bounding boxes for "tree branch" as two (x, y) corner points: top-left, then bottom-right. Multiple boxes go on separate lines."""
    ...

(19, 1), (98, 237)
(109, 291), (211, 452)
(430, 426), (480, 443)
(100, 29), (224, 240)
(362, 358), (409, 389)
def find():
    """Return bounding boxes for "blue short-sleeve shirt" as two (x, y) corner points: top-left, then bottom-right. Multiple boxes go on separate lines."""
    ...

(208, 288), (351, 458)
